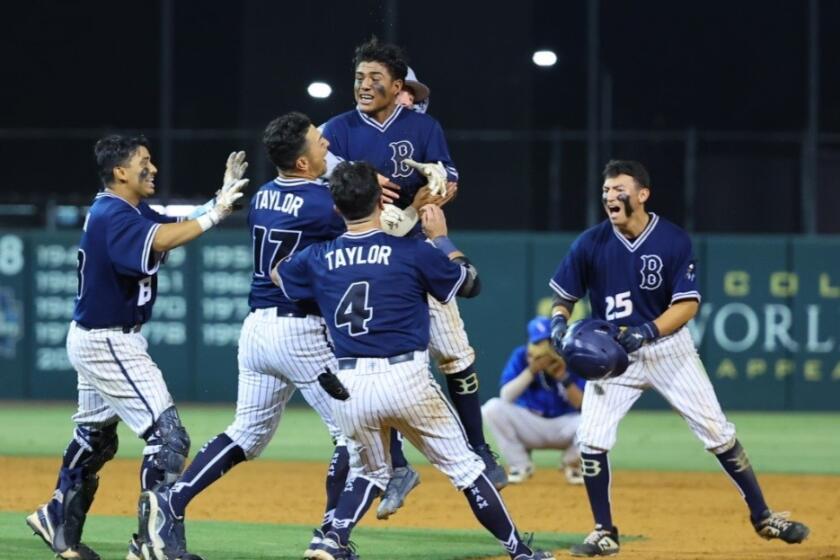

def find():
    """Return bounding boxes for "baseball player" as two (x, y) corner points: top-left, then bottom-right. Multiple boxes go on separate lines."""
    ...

(321, 38), (507, 518)
(549, 160), (809, 556)
(273, 160), (553, 560)
(396, 66), (430, 114)
(26, 134), (248, 560)
(137, 112), (354, 560)
(482, 316), (584, 485)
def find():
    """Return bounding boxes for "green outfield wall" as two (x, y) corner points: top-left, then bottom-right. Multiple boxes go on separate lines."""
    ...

(0, 230), (837, 410)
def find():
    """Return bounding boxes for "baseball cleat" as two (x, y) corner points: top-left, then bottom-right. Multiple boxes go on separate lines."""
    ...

(508, 464), (534, 484)
(475, 443), (509, 490)
(26, 504), (101, 560)
(126, 533), (143, 560)
(753, 511), (810, 544)
(308, 530), (358, 560)
(139, 489), (204, 560)
(569, 525), (620, 557)
(303, 528), (325, 559)
(376, 465), (421, 519)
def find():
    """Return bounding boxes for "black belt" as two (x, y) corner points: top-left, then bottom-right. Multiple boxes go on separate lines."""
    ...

(75, 323), (142, 334)
(338, 351), (416, 370)
(250, 307), (309, 318)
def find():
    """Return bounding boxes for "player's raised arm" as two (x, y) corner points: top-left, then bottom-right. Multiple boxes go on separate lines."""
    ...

(419, 204), (480, 298)
(151, 156), (250, 252)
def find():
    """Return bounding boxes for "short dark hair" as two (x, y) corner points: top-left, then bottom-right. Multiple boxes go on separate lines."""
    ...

(353, 36), (408, 81)
(94, 134), (149, 186)
(329, 161), (381, 221)
(263, 112), (312, 172)
(602, 160), (651, 189)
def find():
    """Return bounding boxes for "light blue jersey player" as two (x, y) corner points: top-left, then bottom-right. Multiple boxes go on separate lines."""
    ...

(548, 160), (809, 557)
(321, 38), (507, 515)
(274, 160), (553, 560)
(27, 135), (248, 560)
(138, 113), (358, 560)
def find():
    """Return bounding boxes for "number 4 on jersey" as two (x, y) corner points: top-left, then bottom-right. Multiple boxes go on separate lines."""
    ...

(335, 281), (373, 336)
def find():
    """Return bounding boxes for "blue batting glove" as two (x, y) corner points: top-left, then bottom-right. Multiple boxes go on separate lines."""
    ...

(617, 321), (660, 353)
(550, 314), (568, 354)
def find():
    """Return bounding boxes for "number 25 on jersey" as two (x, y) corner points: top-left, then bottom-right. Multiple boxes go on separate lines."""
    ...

(605, 291), (633, 321)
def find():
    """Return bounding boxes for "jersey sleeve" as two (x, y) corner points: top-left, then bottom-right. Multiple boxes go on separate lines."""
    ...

(106, 207), (162, 276)
(424, 119), (458, 182)
(671, 234), (701, 304)
(139, 203), (179, 224)
(499, 346), (528, 389)
(277, 246), (315, 302)
(549, 235), (588, 301)
(415, 241), (467, 303)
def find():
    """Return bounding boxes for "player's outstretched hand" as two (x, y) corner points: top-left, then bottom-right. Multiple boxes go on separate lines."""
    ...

(376, 173), (401, 204)
(223, 151), (249, 187)
(550, 314), (568, 354)
(404, 159), (447, 197)
(420, 204), (448, 239)
(616, 322), (660, 353)
(214, 179), (249, 219)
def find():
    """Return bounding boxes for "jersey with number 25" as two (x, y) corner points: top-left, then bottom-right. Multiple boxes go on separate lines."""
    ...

(73, 191), (178, 328)
(278, 230), (466, 358)
(550, 213), (701, 327)
(248, 176), (346, 314)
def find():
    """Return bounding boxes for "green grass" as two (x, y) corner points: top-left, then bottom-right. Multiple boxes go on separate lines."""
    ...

(1, 403), (838, 474)
(3, 511), (582, 560)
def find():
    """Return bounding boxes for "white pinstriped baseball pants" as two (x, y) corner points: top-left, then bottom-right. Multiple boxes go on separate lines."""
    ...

(224, 310), (342, 459)
(428, 295), (475, 374)
(332, 351), (485, 490)
(577, 326), (736, 453)
(66, 321), (174, 437)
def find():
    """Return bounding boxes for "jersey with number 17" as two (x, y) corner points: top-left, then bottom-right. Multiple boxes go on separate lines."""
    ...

(550, 213), (701, 327)
(248, 176), (346, 314)
(73, 191), (178, 328)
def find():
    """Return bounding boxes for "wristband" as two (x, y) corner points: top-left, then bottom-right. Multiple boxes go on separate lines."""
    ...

(432, 235), (458, 255)
(196, 209), (220, 232)
(187, 198), (215, 219)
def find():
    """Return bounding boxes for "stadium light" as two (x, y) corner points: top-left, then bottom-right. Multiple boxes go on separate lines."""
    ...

(532, 50), (557, 67)
(307, 81), (332, 99)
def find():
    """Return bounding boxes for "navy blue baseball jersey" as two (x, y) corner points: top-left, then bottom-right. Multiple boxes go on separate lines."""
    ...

(73, 191), (178, 328)
(278, 229), (466, 358)
(321, 107), (458, 211)
(248, 176), (346, 315)
(549, 213), (701, 326)
(499, 345), (585, 418)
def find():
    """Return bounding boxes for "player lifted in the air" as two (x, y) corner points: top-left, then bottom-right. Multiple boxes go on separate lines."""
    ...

(321, 38), (506, 519)
(25, 135), (248, 560)
(273, 160), (553, 560)
(549, 160), (809, 557)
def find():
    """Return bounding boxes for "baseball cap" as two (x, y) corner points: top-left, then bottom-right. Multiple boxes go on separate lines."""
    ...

(527, 316), (551, 344)
(404, 67), (430, 103)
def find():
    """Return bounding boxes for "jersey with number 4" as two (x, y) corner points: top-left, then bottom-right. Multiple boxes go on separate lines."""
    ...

(278, 229), (466, 358)
(321, 107), (458, 211)
(73, 191), (178, 328)
(248, 176), (346, 314)
(550, 213), (701, 327)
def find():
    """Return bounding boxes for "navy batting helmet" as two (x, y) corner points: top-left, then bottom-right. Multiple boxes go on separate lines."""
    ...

(560, 319), (629, 381)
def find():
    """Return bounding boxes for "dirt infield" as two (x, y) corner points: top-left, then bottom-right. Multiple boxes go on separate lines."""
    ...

(2, 456), (837, 559)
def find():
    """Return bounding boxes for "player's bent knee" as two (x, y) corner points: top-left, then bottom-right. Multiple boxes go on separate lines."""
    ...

(480, 397), (503, 419)
(144, 406), (190, 483)
(579, 442), (609, 455)
(74, 422), (119, 474)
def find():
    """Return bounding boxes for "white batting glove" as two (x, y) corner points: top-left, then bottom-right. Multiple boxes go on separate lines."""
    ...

(197, 179), (249, 231)
(404, 159), (447, 197)
(223, 151), (249, 188)
(381, 204), (418, 237)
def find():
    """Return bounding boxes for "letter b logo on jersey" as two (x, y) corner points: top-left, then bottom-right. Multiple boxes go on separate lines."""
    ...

(639, 254), (663, 290)
(389, 140), (415, 178)
(137, 277), (153, 306)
